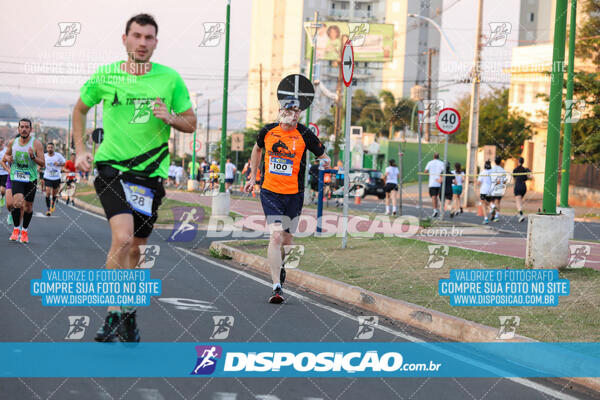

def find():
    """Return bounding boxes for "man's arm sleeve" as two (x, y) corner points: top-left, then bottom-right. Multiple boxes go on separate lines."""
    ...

(80, 69), (103, 108)
(172, 72), (193, 114)
(299, 124), (325, 157)
(256, 124), (273, 149)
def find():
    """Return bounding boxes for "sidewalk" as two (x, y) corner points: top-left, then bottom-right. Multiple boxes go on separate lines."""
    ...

(167, 190), (600, 271)
(400, 182), (600, 221)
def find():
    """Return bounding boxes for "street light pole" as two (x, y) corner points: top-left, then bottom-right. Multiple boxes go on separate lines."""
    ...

(463, 0), (483, 208)
(219, 0), (231, 194)
(560, 0), (577, 208)
(543, 0), (568, 215)
(191, 92), (202, 180)
(304, 12), (320, 198)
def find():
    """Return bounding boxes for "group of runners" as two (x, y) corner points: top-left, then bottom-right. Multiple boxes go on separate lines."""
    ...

(0, 123), (81, 243)
(425, 152), (531, 223)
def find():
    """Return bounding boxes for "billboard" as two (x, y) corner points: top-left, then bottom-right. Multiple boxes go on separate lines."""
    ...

(305, 22), (394, 62)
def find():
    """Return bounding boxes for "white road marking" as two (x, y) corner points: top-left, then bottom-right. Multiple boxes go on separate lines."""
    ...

(212, 393), (237, 400)
(177, 247), (585, 400)
(137, 388), (166, 400)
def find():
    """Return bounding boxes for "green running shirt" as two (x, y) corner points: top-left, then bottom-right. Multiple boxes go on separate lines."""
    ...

(11, 135), (37, 182)
(80, 61), (192, 178)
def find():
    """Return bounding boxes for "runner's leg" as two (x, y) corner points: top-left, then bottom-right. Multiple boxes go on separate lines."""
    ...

(267, 224), (285, 285)
(106, 213), (135, 312)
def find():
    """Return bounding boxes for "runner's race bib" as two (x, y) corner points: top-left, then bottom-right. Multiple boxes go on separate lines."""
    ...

(489, 175), (508, 197)
(269, 156), (293, 176)
(45, 170), (60, 179)
(121, 181), (154, 216)
(13, 170), (30, 182)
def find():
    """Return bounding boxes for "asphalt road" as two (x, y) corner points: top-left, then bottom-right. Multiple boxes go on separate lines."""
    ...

(0, 197), (597, 400)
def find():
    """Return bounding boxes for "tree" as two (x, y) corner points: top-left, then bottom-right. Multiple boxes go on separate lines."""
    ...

(212, 123), (261, 169)
(568, 72), (600, 163)
(575, 0), (600, 65)
(451, 88), (533, 159)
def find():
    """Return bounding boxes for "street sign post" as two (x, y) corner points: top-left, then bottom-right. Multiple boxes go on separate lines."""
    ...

(436, 108), (461, 221)
(341, 40), (354, 249)
(231, 132), (244, 167)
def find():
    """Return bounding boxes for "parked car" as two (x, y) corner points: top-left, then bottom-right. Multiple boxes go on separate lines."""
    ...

(349, 168), (386, 199)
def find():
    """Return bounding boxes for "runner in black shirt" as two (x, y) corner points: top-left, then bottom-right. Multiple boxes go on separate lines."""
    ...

(512, 157), (531, 222)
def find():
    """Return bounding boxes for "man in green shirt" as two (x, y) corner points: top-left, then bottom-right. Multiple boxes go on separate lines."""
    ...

(72, 14), (196, 342)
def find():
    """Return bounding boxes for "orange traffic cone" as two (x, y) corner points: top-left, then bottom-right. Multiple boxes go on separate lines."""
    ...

(252, 190), (256, 198)
(355, 195), (361, 205)
(477, 202), (484, 216)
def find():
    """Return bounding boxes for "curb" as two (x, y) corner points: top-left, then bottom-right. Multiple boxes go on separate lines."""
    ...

(210, 240), (600, 394)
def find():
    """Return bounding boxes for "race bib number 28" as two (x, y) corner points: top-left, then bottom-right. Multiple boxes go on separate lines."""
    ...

(269, 157), (293, 176)
(121, 181), (154, 216)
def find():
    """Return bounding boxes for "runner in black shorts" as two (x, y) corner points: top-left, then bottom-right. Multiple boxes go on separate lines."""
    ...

(72, 14), (197, 342)
(0, 137), (8, 206)
(512, 157), (531, 222)
(2, 119), (45, 243)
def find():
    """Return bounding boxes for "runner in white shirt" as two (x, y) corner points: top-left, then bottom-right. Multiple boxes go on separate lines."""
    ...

(43, 143), (65, 216)
(167, 162), (177, 187)
(384, 159), (400, 216)
(0, 138), (8, 207)
(450, 162), (465, 217)
(424, 153), (445, 218)
(175, 165), (183, 188)
(224, 158), (236, 192)
(488, 156), (507, 222)
(477, 160), (493, 224)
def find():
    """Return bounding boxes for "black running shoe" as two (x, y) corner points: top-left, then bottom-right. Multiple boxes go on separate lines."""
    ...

(280, 265), (286, 285)
(94, 312), (120, 342)
(269, 287), (285, 304)
(118, 311), (140, 342)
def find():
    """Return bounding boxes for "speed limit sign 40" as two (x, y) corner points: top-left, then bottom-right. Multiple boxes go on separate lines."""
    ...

(436, 108), (461, 135)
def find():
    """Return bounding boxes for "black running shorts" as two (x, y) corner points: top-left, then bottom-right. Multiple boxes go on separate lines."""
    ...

(12, 179), (37, 202)
(44, 179), (60, 189)
(94, 164), (165, 238)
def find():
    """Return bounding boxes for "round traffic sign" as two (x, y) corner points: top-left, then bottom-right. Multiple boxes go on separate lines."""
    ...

(341, 40), (354, 87)
(436, 108), (461, 135)
(189, 140), (202, 153)
(308, 122), (319, 137)
(276, 74), (315, 111)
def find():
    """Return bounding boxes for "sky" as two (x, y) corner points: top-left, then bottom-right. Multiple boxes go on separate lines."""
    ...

(0, 0), (253, 130)
(437, 0), (521, 106)
(0, 0), (523, 130)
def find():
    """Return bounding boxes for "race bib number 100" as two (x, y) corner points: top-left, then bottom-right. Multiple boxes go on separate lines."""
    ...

(121, 181), (154, 216)
(269, 157), (293, 176)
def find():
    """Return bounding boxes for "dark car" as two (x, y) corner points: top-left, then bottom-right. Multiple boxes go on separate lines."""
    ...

(349, 168), (386, 199)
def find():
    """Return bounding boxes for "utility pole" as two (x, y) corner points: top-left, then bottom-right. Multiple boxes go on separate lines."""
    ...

(206, 100), (211, 160)
(425, 48), (436, 142)
(332, 40), (344, 164)
(463, 0), (483, 208)
(560, 0), (577, 208)
(259, 63), (263, 125)
(191, 92), (202, 181)
(304, 12), (321, 194)
(542, 0), (568, 214)
(67, 112), (71, 158)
